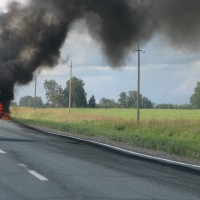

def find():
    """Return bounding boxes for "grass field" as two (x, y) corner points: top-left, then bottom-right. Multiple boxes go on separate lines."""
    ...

(11, 107), (200, 161)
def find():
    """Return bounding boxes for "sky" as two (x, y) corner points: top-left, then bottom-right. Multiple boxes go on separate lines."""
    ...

(1, 0), (200, 105)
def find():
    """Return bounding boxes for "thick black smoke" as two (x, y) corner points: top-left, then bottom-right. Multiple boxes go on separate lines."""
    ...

(0, 0), (200, 111)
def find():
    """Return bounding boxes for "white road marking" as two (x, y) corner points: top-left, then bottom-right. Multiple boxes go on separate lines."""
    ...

(18, 163), (28, 168)
(28, 170), (48, 181)
(0, 149), (6, 154)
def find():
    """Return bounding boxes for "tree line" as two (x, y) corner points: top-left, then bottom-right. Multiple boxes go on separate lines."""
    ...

(98, 91), (153, 108)
(19, 79), (200, 109)
(19, 77), (96, 108)
(43, 77), (94, 108)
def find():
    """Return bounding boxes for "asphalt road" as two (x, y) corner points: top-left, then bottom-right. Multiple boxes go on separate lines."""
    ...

(0, 120), (199, 200)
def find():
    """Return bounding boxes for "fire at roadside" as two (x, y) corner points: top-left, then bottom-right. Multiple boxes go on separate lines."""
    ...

(0, 85), (13, 120)
(0, 103), (10, 120)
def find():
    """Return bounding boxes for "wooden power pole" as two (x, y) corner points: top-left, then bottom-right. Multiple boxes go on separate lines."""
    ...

(68, 61), (73, 114)
(33, 74), (37, 110)
(136, 44), (143, 125)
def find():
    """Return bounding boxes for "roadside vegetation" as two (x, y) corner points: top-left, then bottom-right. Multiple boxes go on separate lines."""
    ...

(11, 107), (200, 162)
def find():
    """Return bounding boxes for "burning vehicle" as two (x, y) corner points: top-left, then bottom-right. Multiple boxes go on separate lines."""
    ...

(0, 103), (3, 119)
(0, 103), (10, 120)
(0, 84), (14, 120)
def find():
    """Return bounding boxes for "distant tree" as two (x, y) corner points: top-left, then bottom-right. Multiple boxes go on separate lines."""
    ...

(34, 97), (44, 108)
(155, 104), (171, 109)
(141, 97), (153, 108)
(44, 102), (51, 108)
(19, 96), (43, 107)
(180, 104), (193, 109)
(62, 88), (68, 107)
(118, 90), (152, 109)
(154, 103), (193, 109)
(65, 77), (87, 108)
(118, 92), (127, 108)
(127, 91), (138, 108)
(44, 80), (64, 107)
(88, 95), (96, 108)
(19, 96), (34, 107)
(99, 98), (118, 108)
(190, 82), (200, 108)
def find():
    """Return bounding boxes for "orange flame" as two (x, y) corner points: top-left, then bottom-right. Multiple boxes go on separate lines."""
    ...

(0, 103), (10, 120)
(2, 113), (10, 120)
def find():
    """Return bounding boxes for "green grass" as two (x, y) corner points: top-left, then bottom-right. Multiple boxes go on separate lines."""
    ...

(10, 107), (200, 161)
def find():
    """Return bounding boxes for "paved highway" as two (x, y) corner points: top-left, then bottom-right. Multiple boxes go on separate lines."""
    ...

(0, 120), (199, 200)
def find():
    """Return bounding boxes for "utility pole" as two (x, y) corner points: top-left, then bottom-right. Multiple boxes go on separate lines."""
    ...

(33, 74), (37, 110)
(135, 44), (143, 125)
(68, 61), (73, 114)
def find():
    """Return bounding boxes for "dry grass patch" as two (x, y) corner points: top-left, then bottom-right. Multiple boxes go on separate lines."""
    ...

(10, 107), (200, 161)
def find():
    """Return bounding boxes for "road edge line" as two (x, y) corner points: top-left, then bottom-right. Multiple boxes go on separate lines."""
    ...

(4, 120), (200, 174)
(40, 130), (200, 173)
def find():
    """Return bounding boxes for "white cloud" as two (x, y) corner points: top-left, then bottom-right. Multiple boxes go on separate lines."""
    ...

(0, 0), (8, 12)
(60, 20), (105, 66)
(169, 61), (200, 101)
(0, 0), (29, 12)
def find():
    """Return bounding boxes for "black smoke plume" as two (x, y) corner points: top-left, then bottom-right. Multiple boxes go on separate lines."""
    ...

(0, 0), (200, 112)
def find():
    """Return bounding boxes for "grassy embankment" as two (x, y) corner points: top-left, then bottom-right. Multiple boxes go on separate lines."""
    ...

(11, 107), (200, 161)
